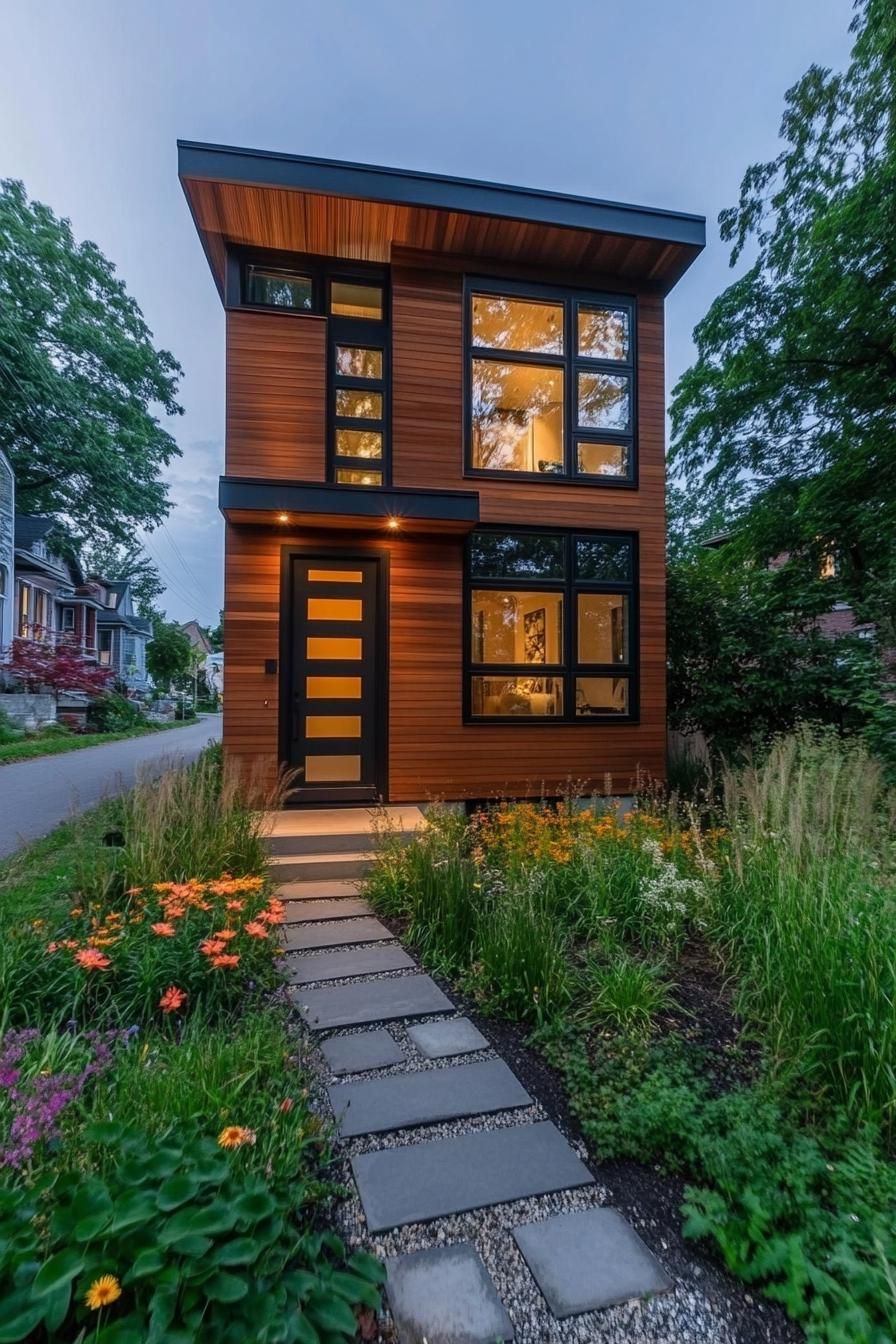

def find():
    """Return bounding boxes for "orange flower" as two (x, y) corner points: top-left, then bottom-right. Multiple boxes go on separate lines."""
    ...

(278, 1097), (294, 1114)
(258, 908), (285, 926)
(210, 953), (240, 969)
(243, 921), (269, 939)
(159, 985), (187, 1013)
(46, 942), (59, 954)
(75, 947), (111, 971)
(151, 922), (176, 938)
(217, 1125), (255, 1149)
(200, 938), (227, 956)
(125, 886), (143, 895)
(68, 908), (82, 918)
(213, 929), (238, 942)
(225, 899), (244, 912)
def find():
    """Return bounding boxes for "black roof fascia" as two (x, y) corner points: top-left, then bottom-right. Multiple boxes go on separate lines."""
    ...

(219, 476), (480, 524)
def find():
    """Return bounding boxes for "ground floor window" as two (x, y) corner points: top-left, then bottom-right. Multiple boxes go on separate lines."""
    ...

(465, 528), (637, 722)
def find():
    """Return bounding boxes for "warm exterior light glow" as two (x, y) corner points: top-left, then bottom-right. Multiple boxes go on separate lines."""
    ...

(387, 517), (400, 530)
(278, 512), (289, 522)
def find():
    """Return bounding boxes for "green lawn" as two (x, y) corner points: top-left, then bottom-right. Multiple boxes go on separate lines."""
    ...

(0, 715), (199, 765)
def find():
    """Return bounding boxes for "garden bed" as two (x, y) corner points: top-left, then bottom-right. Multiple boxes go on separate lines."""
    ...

(0, 716), (197, 766)
(366, 728), (896, 1344)
(0, 747), (383, 1342)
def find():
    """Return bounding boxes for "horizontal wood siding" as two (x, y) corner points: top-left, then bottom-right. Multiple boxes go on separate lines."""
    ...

(224, 526), (664, 799)
(222, 258), (667, 796)
(225, 310), (326, 480)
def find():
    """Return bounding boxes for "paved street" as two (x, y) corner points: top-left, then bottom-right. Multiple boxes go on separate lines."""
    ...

(0, 716), (223, 859)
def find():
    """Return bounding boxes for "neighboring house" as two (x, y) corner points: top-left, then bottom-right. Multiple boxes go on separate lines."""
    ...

(0, 451), (13, 654)
(180, 140), (705, 802)
(92, 580), (152, 691)
(14, 517), (104, 656)
(206, 651), (224, 700)
(180, 619), (213, 659)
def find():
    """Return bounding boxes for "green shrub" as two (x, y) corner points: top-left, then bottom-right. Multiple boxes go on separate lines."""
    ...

(87, 694), (146, 734)
(574, 952), (675, 1036)
(0, 1122), (383, 1343)
(0, 708), (22, 745)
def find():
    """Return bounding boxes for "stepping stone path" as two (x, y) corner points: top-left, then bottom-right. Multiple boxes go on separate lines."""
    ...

(283, 916), (392, 951)
(386, 1243), (514, 1344)
(329, 1059), (531, 1138)
(272, 814), (677, 1342)
(322, 1030), (405, 1076)
(288, 944), (415, 985)
(407, 1016), (489, 1059)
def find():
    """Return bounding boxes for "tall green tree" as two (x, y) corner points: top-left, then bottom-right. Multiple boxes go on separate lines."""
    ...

(0, 180), (183, 545)
(670, 0), (896, 640)
(146, 616), (192, 692)
(79, 539), (164, 618)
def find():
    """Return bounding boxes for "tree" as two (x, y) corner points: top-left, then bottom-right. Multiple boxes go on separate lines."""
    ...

(3, 636), (113, 703)
(669, 0), (896, 641)
(146, 617), (192, 691)
(79, 539), (164, 619)
(667, 546), (871, 758)
(207, 611), (224, 653)
(0, 180), (183, 547)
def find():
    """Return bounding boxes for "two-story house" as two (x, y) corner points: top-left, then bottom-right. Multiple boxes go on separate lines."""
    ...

(180, 142), (704, 803)
(92, 580), (152, 691)
(14, 518), (103, 655)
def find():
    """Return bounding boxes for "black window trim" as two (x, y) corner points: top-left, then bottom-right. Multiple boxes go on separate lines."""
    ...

(463, 525), (639, 726)
(463, 275), (638, 489)
(227, 246), (392, 488)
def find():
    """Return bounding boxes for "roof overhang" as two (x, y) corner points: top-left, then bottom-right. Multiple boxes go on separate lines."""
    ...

(219, 477), (479, 535)
(179, 140), (705, 297)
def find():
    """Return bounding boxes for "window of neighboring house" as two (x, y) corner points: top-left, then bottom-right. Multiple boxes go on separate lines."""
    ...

(34, 590), (50, 639)
(465, 528), (637, 722)
(239, 252), (390, 487)
(17, 582), (30, 637)
(98, 630), (113, 666)
(0, 564), (6, 635)
(467, 282), (635, 485)
(123, 635), (138, 676)
(61, 606), (76, 633)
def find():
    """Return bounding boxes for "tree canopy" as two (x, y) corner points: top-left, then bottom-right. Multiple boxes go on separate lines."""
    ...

(670, 0), (896, 641)
(0, 179), (183, 548)
(78, 539), (164, 619)
(145, 616), (192, 692)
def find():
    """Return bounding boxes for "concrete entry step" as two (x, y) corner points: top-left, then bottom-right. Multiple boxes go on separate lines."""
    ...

(265, 804), (426, 842)
(329, 1059), (531, 1138)
(282, 916), (393, 952)
(269, 851), (376, 882)
(385, 1243), (514, 1344)
(266, 828), (418, 857)
(277, 878), (360, 901)
(512, 1208), (673, 1317)
(283, 897), (372, 924)
(288, 944), (415, 985)
(294, 974), (454, 1031)
(352, 1120), (594, 1233)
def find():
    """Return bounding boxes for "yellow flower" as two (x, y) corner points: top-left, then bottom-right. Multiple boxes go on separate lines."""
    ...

(85, 1275), (121, 1310)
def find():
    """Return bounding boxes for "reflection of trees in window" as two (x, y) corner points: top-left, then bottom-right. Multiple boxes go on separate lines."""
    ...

(471, 360), (563, 471)
(577, 372), (630, 431)
(470, 531), (566, 579)
(577, 306), (629, 360)
(472, 295), (563, 354)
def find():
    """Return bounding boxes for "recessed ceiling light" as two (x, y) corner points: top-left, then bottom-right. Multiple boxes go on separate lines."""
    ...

(386, 517), (400, 530)
(278, 513), (289, 523)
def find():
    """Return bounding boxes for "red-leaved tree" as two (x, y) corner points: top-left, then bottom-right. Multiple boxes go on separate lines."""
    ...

(3, 637), (114, 702)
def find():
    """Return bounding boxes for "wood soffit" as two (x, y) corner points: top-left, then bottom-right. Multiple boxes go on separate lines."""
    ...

(179, 140), (705, 297)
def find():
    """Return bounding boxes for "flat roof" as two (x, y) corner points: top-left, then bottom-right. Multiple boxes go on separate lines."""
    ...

(178, 139), (705, 250)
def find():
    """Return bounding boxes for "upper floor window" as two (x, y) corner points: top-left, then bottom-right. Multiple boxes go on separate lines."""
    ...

(466, 282), (635, 485)
(61, 606), (76, 632)
(239, 253), (390, 488)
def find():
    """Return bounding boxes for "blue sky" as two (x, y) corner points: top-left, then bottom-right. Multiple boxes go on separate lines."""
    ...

(2, 0), (852, 625)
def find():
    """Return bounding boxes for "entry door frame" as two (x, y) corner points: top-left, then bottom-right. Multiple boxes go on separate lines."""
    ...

(279, 544), (389, 805)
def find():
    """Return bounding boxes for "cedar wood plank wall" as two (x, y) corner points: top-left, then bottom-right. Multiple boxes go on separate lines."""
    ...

(223, 264), (666, 798)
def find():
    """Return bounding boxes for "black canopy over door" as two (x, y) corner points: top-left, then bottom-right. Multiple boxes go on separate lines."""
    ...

(286, 556), (383, 803)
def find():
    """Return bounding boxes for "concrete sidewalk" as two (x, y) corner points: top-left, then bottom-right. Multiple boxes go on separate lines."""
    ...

(0, 716), (222, 858)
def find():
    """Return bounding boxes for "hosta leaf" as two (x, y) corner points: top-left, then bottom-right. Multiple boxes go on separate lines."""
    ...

(294, 1314), (321, 1344)
(30, 1247), (84, 1299)
(232, 1189), (277, 1223)
(74, 1210), (114, 1241)
(109, 1189), (158, 1234)
(211, 1236), (263, 1266)
(0, 1291), (46, 1343)
(156, 1173), (201, 1211)
(204, 1270), (249, 1303)
(347, 1250), (386, 1283)
(169, 1234), (213, 1258)
(42, 1281), (71, 1332)
(124, 1247), (165, 1281)
(307, 1294), (359, 1337)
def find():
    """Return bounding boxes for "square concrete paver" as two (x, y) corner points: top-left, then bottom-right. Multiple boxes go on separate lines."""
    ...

(293, 974), (454, 1030)
(352, 1120), (593, 1232)
(288, 944), (415, 984)
(282, 917), (393, 951)
(329, 1058), (530, 1138)
(407, 1017), (489, 1059)
(386, 1243), (514, 1343)
(512, 1208), (673, 1317)
(322, 1030), (405, 1075)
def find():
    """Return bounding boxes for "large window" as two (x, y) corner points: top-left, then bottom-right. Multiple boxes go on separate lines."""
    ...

(466, 528), (636, 722)
(467, 282), (635, 485)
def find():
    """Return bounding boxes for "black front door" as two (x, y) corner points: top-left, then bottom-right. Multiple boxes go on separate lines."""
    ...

(287, 556), (382, 802)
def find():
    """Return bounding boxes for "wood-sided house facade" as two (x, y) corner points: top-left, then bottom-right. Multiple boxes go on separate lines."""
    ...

(179, 141), (704, 803)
